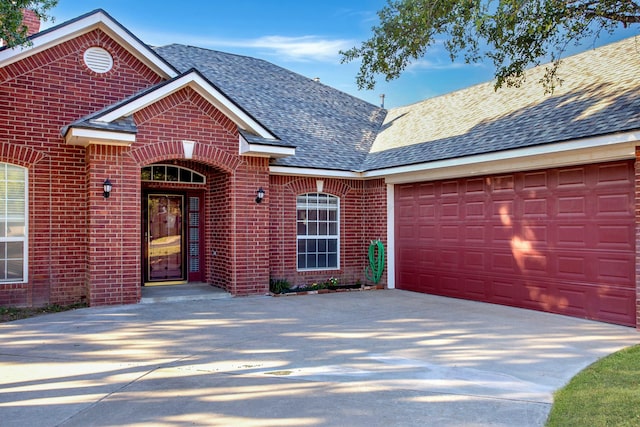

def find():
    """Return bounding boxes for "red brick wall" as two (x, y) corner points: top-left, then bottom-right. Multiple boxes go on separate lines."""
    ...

(268, 176), (387, 288)
(0, 29), (163, 307)
(130, 87), (270, 296)
(86, 144), (140, 305)
(207, 172), (232, 290)
(0, 24), (390, 307)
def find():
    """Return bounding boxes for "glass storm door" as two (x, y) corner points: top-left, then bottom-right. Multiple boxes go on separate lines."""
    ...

(147, 194), (185, 283)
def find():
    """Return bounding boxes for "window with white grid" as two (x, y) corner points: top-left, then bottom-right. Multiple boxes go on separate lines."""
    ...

(0, 164), (27, 282)
(296, 193), (339, 270)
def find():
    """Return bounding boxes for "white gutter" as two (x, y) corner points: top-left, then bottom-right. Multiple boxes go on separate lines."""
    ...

(269, 166), (363, 179)
(365, 131), (639, 184)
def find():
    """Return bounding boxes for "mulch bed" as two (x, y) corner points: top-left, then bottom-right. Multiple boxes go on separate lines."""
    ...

(270, 284), (384, 297)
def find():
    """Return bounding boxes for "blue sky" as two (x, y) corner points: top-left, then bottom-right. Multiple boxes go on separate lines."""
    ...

(46, 1), (638, 108)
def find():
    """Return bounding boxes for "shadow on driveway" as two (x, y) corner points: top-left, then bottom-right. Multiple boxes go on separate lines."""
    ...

(1, 290), (638, 426)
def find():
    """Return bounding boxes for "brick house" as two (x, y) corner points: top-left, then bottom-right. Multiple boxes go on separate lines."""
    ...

(1, 9), (639, 327)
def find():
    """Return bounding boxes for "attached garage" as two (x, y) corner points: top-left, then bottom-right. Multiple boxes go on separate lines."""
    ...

(394, 160), (635, 326)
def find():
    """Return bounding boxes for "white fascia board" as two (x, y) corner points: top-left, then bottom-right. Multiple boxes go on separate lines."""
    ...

(366, 131), (640, 184)
(239, 135), (295, 158)
(64, 127), (136, 147)
(96, 20), (176, 79)
(269, 166), (363, 179)
(97, 73), (276, 139)
(0, 14), (101, 66)
(0, 11), (176, 79)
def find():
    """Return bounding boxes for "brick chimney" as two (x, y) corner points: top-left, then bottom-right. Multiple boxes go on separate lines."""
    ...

(22, 9), (41, 37)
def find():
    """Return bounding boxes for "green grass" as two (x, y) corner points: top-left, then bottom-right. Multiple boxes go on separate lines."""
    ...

(546, 344), (640, 426)
(0, 302), (87, 323)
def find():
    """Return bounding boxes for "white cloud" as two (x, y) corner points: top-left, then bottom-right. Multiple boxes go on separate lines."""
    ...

(143, 30), (353, 62)
(228, 35), (353, 62)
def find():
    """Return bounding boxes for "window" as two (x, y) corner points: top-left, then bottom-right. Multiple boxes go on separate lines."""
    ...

(296, 193), (339, 270)
(0, 164), (27, 283)
(141, 165), (206, 184)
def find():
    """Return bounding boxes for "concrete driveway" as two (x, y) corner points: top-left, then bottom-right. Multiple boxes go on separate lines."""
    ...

(1, 290), (638, 426)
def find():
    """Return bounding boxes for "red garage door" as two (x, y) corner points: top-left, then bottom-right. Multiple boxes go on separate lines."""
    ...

(395, 161), (636, 326)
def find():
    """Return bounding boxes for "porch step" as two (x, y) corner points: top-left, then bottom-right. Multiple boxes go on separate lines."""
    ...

(140, 283), (232, 304)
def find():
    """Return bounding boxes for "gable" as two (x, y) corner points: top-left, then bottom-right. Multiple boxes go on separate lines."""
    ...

(62, 70), (295, 158)
(0, 9), (176, 79)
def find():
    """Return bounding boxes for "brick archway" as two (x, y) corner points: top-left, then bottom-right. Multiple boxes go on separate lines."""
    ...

(128, 140), (240, 173)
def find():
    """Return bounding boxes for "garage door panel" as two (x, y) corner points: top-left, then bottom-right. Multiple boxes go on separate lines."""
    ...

(592, 288), (636, 324)
(463, 277), (487, 299)
(520, 282), (550, 309)
(523, 171), (548, 188)
(463, 251), (485, 268)
(440, 224), (460, 241)
(396, 160), (635, 326)
(417, 182), (436, 196)
(441, 181), (459, 195)
(596, 162), (633, 185)
(438, 249), (460, 267)
(440, 275), (462, 295)
(465, 201), (486, 218)
(463, 225), (486, 243)
(521, 225), (547, 244)
(596, 224), (634, 249)
(520, 253), (549, 274)
(492, 225), (514, 242)
(418, 224), (436, 240)
(557, 196), (587, 217)
(492, 280), (520, 305)
(555, 285), (591, 312)
(556, 255), (588, 278)
(492, 175), (515, 191)
(419, 204), (436, 218)
(492, 199), (514, 217)
(523, 198), (548, 216)
(441, 201), (460, 217)
(598, 256), (635, 283)
(398, 224), (416, 239)
(597, 193), (632, 216)
(491, 252), (518, 273)
(418, 248), (437, 267)
(466, 178), (485, 193)
(557, 167), (587, 187)
(555, 223), (591, 247)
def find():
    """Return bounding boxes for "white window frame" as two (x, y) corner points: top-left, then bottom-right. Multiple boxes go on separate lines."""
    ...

(0, 163), (28, 283)
(296, 193), (340, 271)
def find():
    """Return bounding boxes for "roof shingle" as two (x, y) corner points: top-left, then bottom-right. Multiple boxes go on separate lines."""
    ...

(364, 37), (640, 171)
(154, 44), (386, 171)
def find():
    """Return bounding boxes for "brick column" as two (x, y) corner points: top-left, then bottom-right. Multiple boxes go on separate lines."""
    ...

(230, 157), (270, 295)
(86, 145), (141, 305)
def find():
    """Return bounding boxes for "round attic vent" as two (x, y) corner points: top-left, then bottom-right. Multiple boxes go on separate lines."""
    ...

(83, 47), (113, 73)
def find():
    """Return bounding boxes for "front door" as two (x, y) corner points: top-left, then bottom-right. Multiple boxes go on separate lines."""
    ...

(146, 194), (185, 284)
(144, 192), (206, 285)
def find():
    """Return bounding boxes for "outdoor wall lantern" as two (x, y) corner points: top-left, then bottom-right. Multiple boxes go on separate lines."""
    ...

(255, 187), (265, 203)
(103, 178), (112, 199)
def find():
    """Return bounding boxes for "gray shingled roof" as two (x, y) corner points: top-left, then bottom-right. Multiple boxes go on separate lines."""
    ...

(154, 44), (386, 171)
(61, 115), (137, 136)
(61, 68), (294, 151)
(364, 37), (640, 171)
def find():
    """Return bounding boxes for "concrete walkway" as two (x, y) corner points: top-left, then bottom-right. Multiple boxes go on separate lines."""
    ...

(1, 290), (638, 426)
